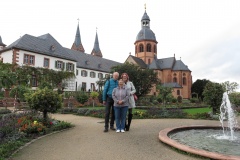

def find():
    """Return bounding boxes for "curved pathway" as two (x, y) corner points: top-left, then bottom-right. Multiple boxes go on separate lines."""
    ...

(11, 114), (223, 160)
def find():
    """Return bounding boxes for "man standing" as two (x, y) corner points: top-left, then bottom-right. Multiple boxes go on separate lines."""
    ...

(102, 72), (119, 132)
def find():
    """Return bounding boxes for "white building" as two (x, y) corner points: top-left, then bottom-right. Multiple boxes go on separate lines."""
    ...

(0, 24), (121, 91)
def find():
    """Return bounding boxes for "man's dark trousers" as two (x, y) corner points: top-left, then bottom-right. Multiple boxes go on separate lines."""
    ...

(104, 97), (115, 129)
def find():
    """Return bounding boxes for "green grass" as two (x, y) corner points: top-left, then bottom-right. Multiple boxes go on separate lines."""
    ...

(183, 107), (211, 115)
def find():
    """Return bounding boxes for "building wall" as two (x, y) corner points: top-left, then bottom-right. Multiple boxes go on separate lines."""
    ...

(0, 50), (13, 63)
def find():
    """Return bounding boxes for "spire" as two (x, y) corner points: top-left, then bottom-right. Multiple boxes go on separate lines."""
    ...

(71, 20), (85, 52)
(91, 30), (102, 57)
(0, 36), (6, 47)
(0, 36), (6, 50)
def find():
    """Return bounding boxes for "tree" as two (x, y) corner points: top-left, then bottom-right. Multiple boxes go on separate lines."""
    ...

(203, 81), (224, 114)
(221, 81), (239, 94)
(9, 85), (30, 102)
(229, 92), (240, 107)
(25, 88), (62, 120)
(191, 79), (210, 101)
(111, 62), (159, 97)
(156, 84), (173, 106)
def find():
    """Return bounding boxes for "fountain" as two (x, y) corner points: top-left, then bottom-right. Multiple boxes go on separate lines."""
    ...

(159, 91), (240, 159)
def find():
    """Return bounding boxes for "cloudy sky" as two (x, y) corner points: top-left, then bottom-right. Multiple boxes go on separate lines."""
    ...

(1, 0), (240, 90)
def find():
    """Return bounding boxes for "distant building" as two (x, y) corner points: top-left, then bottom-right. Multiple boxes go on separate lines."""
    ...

(125, 9), (192, 99)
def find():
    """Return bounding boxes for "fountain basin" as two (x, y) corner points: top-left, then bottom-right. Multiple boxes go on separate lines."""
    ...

(159, 126), (240, 160)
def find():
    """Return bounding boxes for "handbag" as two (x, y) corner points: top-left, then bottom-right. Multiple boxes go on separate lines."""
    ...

(133, 94), (138, 101)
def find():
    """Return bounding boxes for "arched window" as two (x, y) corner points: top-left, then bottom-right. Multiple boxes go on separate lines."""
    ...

(177, 90), (180, 95)
(139, 44), (144, 52)
(183, 73), (186, 76)
(90, 71), (96, 78)
(173, 77), (177, 83)
(154, 45), (156, 53)
(173, 73), (177, 76)
(98, 73), (103, 79)
(183, 77), (187, 85)
(148, 59), (151, 64)
(81, 70), (88, 77)
(147, 44), (151, 52)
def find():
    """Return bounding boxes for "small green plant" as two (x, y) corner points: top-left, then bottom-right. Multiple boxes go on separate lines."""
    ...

(90, 91), (99, 108)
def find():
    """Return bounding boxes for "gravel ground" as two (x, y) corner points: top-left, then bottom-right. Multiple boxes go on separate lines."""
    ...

(10, 114), (238, 160)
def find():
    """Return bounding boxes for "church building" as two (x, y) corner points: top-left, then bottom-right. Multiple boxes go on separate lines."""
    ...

(125, 9), (192, 99)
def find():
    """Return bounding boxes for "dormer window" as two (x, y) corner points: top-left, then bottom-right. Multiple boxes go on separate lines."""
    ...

(98, 64), (102, 68)
(85, 60), (90, 65)
(51, 45), (55, 51)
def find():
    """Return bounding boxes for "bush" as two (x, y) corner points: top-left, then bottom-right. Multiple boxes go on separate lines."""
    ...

(0, 109), (11, 115)
(172, 98), (177, 103)
(177, 96), (182, 103)
(190, 98), (198, 103)
(75, 91), (89, 104)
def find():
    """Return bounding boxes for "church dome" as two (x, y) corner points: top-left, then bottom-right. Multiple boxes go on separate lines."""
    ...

(136, 28), (156, 41)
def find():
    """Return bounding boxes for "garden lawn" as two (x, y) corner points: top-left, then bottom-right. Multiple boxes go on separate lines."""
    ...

(183, 107), (211, 115)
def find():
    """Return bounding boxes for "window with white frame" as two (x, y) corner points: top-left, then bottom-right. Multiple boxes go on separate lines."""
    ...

(76, 69), (79, 76)
(55, 60), (64, 70)
(90, 72), (96, 78)
(81, 70), (88, 77)
(98, 73), (103, 79)
(66, 63), (74, 71)
(43, 58), (49, 68)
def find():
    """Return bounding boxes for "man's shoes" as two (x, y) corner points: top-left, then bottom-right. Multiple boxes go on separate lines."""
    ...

(103, 128), (108, 132)
(110, 126), (115, 130)
(121, 129), (125, 133)
(116, 129), (120, 133)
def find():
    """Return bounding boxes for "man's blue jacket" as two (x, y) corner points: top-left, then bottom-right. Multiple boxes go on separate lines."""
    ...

(102, 78), (118, 101)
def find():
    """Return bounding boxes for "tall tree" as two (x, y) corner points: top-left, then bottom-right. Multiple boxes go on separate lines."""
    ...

(203, 81), (224, 114)
(111, 62), (159, 97)
(191, 79), (210, 101)
(221, 81), (239, 94)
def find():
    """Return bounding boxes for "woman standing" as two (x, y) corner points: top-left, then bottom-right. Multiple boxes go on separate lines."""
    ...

(121, 73), (136, 131)
(112, 79), (130, 133)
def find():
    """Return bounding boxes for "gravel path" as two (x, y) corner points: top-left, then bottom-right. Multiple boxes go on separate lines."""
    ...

(10, 114), (228, 160)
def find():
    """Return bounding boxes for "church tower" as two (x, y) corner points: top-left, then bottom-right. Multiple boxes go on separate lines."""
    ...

(91, 31), (102, 57)
(71, 22), (85, 52)
(134, 6), (158, 64)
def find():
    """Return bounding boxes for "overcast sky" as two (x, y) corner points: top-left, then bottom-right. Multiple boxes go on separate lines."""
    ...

(1, 0), (240, 91)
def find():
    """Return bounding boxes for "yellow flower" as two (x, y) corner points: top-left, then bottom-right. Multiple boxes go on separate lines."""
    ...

(34, 121), (38, 124)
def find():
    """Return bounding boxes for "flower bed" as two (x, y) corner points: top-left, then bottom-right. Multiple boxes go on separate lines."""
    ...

(0, 111), (73, 160)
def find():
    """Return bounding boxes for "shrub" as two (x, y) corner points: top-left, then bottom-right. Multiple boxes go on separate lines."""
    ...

(75, 91), (89, 104)
(172, 98), (177, 103)
(25, 88), (62, 120)
(177, 96), (182, 103)
(190, 98), (198, 103)
(157, 97), (163, 103)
